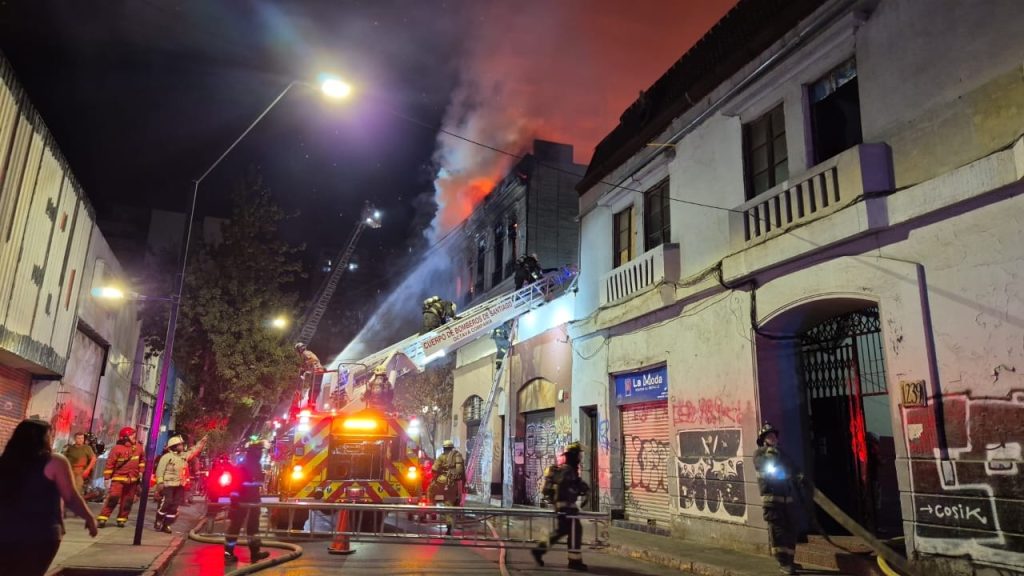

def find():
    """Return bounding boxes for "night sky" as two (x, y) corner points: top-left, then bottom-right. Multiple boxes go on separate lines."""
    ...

(0, 0), (735, 355)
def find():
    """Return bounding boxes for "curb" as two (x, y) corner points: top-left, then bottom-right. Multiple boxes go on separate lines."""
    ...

(142, 532), (188, 576)
(600, 543), (757, 576)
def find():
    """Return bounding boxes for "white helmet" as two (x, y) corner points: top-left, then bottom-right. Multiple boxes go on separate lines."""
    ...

(166, 436), (184, 449)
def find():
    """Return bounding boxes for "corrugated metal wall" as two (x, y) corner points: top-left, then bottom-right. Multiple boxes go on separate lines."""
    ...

(622, 401), (672, 526)
(0, 54), (94, 376)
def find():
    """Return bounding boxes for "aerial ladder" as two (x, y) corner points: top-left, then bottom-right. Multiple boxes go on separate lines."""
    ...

(295, 201), (383, 345)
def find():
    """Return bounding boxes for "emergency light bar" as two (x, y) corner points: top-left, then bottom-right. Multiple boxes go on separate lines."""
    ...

(342, 418), (379, 431)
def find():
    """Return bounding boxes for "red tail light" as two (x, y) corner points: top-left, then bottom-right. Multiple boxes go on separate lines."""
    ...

(218, 471), (232, 487)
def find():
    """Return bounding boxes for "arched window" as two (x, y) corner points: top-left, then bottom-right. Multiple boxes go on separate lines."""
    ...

(462, 395), (484, 425)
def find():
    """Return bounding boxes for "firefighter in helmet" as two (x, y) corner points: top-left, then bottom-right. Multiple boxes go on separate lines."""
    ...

(421, 296), (443, 334)
(754, 422), (805, 575)
(532, 441), (589, 571)
(154, 433), (208, 532)
(364, 365), (394, 410)
(294, 342), (324, 408)
(428, 439), (465, 535)
(224, 440), (270, 563)
(98, 427), (145, 528)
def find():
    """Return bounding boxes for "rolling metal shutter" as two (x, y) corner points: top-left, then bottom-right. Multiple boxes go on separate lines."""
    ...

(622, 400), (671, 527)
(524, 409), (556, 506)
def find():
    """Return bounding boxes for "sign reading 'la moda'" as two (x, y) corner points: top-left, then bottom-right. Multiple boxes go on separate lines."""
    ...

(420, 296), (532, 359)
(614, 365), (669, 405)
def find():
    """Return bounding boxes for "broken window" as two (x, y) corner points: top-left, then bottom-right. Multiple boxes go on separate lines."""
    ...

(809, 57), (862, 165)
(643, 179), (671, 251)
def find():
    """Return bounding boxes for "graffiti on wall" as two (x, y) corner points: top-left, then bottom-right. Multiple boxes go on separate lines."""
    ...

(626, 435), (670, 494)
(676, 428), (746, 522)
(598, 419), (610, 454)
(524, 417), (558, 505)
(903, 390), (1024, 568)
(671, 396), (744, 427)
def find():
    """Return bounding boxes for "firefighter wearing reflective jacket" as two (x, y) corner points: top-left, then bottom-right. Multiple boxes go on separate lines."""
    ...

(532, 442), (589, 571)
(428, 439), (464, 535)
(98, 427), (145, 528)
(154, 434), (208, 532)
(224, 441), (270, 563)
(754, 422), (804, 575)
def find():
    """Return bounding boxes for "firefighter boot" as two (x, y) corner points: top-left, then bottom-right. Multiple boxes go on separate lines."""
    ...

(250, 539), (270, 562)
(568, 559), (589, 571)
(97, 518), (107, 529)
(531, 547), (545, 567)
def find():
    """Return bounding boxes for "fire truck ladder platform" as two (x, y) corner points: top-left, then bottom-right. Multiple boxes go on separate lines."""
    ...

(341, 266), (578, 378)
(199, 501), (608, 550)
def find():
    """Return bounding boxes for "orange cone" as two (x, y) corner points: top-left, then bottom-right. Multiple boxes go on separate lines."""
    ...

(327, 508), (355, 555)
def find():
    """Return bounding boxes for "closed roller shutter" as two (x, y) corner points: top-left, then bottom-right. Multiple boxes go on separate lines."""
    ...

(524, 409), (556, 506)
(622, 400), (671, 527)
(0, 365), (31, 449)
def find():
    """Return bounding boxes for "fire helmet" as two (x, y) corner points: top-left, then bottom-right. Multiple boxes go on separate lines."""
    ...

(294, 342), (306, 352)
(166, 436), (184, 449)
(119, 426), (136, 439)
(756, 422), (779, 446)
(373, 365), (387, 376)
(442, 440), (455, 449)
(564, 442), (582, 456)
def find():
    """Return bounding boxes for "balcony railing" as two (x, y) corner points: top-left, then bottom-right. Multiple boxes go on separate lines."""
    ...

(599, 243), (680, 306)
(731, 144), (893, 247)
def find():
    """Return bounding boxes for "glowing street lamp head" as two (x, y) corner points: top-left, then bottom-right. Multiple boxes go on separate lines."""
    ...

(271, 316), (288, 329)
(320, 76), (352, 100)
(92, 286), (126, 300)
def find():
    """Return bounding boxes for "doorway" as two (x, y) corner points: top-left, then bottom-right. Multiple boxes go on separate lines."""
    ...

(580, 406), (600, 511)
(798, 306), (902, 537)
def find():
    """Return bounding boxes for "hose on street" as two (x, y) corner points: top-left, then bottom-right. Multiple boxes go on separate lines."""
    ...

(189, 516), (304, 576)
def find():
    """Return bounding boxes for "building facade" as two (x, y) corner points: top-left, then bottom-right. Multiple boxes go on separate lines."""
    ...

(572, 0), (1024, 573)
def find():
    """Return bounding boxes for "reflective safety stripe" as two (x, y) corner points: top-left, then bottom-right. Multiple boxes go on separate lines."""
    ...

(772, 546), (796, 555)
(568, 550), (583, 560)
(762, 495), (793, 503)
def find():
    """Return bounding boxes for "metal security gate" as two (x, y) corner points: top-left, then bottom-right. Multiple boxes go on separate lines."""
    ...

(800, 305), (899, 536)
(622, 401), (671, 527)
(523, 409), (556, 506)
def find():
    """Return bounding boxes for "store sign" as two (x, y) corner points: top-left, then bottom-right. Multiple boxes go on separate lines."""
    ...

(614, 365), (669, 405)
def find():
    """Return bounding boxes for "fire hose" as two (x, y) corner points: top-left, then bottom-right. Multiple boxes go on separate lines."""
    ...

(189, 513), (304, 576)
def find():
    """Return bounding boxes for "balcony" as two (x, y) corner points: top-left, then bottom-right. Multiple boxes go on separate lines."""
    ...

(600, 243), (680, 306)
(730, 144), (893, 249)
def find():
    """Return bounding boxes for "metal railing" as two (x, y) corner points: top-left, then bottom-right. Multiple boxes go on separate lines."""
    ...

(198, 501), (609, 550)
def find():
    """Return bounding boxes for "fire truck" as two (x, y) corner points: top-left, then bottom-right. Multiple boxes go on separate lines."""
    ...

(272, 406), (425, 504)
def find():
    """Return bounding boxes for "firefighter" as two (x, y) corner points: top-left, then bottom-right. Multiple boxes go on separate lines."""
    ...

(754, 422), (804, 575)
(98, 427), (145, 528)
(439, 299), (457, 324)
(154, 434), (208, 533)
(295, 342), (324, 408)
(514, 254), (543, 289)
(428, 439), (465, 535)
(225, 441), (270, 563)
(491, 322), (512, 370)
(364, 365), (394, 410)
(421, 296), (443, 334)
(532, 442), (589, 571)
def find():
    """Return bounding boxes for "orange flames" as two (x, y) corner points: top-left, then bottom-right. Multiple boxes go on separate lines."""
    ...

(430, 0), (737, 238)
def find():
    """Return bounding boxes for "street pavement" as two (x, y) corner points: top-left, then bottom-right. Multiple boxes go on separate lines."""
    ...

(46, 496), (204, 575)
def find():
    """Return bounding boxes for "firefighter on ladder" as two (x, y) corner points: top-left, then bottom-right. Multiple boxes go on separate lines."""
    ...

(294, 342), (324, 409)
(98, 427), (145, 528)
(532, 442), (589, 571)
(428, 439), (464, 535)
(754, 422), (805, 575)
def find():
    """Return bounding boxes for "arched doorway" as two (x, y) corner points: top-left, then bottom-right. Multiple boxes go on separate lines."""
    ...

(515, 378), (557, 505)
(757, 300), (902, 538)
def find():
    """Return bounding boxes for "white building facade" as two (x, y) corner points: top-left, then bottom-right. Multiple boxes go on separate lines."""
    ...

(572, 0), (1024, 573)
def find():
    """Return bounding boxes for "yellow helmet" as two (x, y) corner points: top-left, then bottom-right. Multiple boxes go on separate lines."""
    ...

(373, 365), (387, 376)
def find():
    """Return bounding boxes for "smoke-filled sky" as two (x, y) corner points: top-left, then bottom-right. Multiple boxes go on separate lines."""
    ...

(0, 0), (736, 357)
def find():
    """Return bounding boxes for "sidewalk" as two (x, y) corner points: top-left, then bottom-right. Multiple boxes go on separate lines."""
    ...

(46, 498), (204, 576)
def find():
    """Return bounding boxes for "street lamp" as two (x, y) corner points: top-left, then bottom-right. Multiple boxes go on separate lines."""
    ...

(271, 316), (289, 330)
(131, 72), (353, 546)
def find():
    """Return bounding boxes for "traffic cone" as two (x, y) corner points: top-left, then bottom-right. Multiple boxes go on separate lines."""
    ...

(327, 508), (355, 555)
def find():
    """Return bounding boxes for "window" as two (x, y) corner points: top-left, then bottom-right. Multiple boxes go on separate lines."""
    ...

(492, 223), (506, 286)
(643, 179), (671, 251)
(613, 206), (634, 267)
(743, 104), (788, 199)
(475, 240), (486, 293)
(463, 395), (483, 424)
(809, 58), (862, 165)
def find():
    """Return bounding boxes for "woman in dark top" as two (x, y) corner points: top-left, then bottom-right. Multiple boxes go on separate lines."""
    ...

(0, 419), (99, 575)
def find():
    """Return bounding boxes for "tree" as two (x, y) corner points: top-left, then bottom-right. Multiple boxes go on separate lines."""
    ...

(141, 174), (305, 445)
(393, 357), (454, 456)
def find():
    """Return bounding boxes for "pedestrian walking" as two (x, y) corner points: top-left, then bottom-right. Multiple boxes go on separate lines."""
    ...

(754, 422), (805, 575)
(224, 441), (270, 563)
(63, 431), (97, 496)
(0, 419), (99, 576)
(98, 426), (145, 528)
(532, 442), (589, 571)
(427, 439), (465, 535)
(154, 434), (208, 533)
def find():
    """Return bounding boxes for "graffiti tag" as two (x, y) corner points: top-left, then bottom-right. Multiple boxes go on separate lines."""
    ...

(676, 429), (746, 522)
(672, 397), (743, 426)
(626, 435), (670, 494)
(597, 419), (610, 454)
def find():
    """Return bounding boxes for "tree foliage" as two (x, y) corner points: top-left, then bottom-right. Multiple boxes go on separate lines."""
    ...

(141, 174), (305, 444)
(393, 357), (454, 455)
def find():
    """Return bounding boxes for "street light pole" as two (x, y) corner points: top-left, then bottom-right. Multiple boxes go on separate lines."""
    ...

(132, 75), (350, 546)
